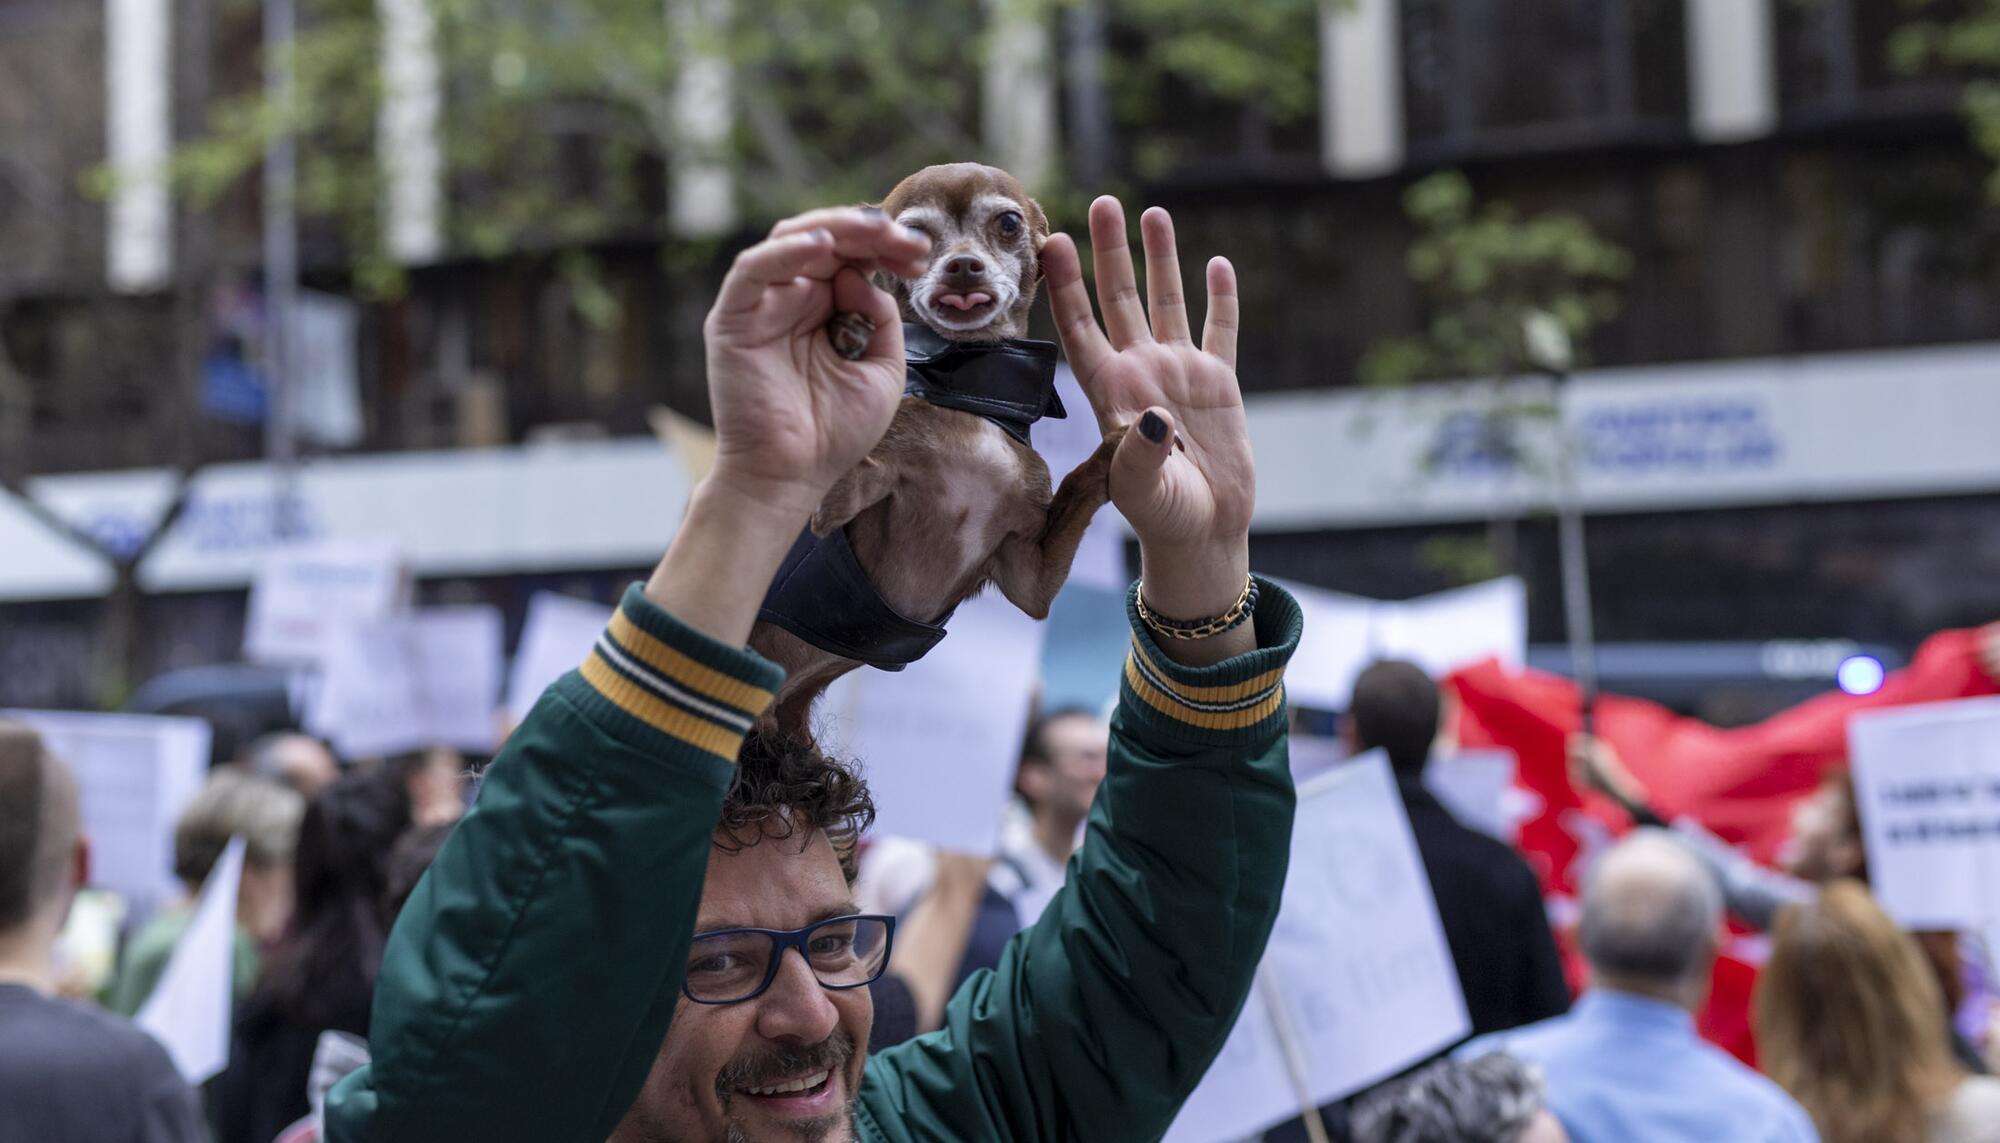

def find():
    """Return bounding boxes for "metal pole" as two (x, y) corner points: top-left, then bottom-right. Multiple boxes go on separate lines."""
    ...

(263, 0), (299, 540)
(1554, 369), (1598, 735)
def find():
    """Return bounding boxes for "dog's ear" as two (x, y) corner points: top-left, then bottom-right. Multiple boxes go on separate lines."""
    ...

(1026, 195), (1050, 281)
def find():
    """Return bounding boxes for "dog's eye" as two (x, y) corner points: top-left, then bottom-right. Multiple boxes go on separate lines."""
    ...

(996, 211), (1023, 238)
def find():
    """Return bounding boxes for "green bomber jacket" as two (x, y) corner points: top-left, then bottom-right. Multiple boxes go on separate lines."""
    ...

(325, 577), (1303, 1142)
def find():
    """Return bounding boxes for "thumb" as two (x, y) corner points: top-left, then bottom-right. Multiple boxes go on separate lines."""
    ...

(1113, 406), (1176, 489)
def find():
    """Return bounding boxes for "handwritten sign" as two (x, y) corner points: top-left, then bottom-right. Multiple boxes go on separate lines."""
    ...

(243, 538), (404, 666)
(1, 710), (211, 915)
(307, 606), (504, 758)
(1848, 696), (2000, 930)
(505, 592), (615, 723)
(819, 592), (1047, 855)
(1167, 751), (1470, 1142)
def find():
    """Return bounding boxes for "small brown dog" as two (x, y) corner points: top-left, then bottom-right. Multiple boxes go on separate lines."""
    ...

(749, 163), (1122, 732)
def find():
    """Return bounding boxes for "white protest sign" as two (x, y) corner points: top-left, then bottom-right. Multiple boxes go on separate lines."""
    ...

(2, 710), (210, 915)
(307, 605), (505, 758)
(1033, 365), (1129, 593)
(244, 538), (405, 666)
(819, 592), (1047, 855)
(137, 836), (243, 1084)
(505, 592), (615, 723)
(1276, 577), (1526, 711)
(1848, 696), (2000, 931)
(1167, 751), (1470, 1142)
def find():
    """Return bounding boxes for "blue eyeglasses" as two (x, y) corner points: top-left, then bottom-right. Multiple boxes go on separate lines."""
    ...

(681, 914), (896, 1005)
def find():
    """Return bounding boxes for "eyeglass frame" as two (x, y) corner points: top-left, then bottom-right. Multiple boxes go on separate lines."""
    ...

(679, 913), (898, 1006)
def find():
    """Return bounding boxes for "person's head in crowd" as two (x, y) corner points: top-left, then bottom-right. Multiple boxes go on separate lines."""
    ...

(1779, 768), (1865, 883)
(385, 745), (469, 829)
(615, 730), (879, 1143)
(1346, 659), (1442, 780)
(1754, 880), (1966, 1143)
(256, 766), (414, 1028)
(0, 722), (86, 983)
(1577, 830), (1722, 1012)
(173, 768), (306, 941)
(379, 821), (454, 928)
(1352, 1052), (1568, 1143)
(242, 732), (341, 799)
(1014, 707), (1109, 857)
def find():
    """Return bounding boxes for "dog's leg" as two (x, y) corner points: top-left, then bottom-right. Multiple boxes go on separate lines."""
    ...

(812, 456), (897, 538)
(992, 426), (1125, 619)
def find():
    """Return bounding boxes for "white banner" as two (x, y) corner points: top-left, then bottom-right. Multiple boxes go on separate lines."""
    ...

(1848, 696), (2000, 931)
(1280, 577), (1527, 711)
(1167, 751), (1470, 1141)
(1, 710), (211, 915)
(137, 837), (243, 1084)
(818, 593), (1048, 855)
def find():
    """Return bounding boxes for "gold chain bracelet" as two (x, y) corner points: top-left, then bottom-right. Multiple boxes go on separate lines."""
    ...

(1135, 575), (1258, 641)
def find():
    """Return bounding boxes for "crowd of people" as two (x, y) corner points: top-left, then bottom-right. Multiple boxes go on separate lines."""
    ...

(0, 195), (1996, 1143)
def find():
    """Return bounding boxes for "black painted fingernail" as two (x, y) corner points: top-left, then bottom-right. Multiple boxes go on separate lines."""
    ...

(860, 206), (885, 218)
(1139, 411), (1167, 444)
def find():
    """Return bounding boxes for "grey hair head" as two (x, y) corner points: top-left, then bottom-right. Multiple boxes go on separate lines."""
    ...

(1351, 1052), (1549, 1143)
(1577, 829), (1723, 986)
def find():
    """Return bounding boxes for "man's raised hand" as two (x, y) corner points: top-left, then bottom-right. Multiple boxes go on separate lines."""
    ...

(703, 208), (931, 516)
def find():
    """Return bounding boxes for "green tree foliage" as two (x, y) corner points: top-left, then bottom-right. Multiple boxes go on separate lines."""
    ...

(1889, 0), (2000, 200)
(1360, 171), (1631, 389)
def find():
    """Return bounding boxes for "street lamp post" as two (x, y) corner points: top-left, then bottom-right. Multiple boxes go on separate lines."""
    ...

(1525, 312), (1599, 735)
(263, 0), (299, 540)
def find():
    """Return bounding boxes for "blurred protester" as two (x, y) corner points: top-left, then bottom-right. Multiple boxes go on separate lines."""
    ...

(108, 769), (304, 1016)
(269, 820), (458, 1143)
(0, 720), (204, 1143)
(1755, 881), (2000, 1143)
(215, 765), (414, 1143)
(994, 707), (1109, 927)
(387, 745), (469, 829)
(241, 732), (341, 799)
(876, 851), (992, 1046)
(1351, 1052), (1568, 1143)
(1463, 832), (1817, 1142)
(1573, 733), (1990, 1072)
(1350, 659), (1568, 1037)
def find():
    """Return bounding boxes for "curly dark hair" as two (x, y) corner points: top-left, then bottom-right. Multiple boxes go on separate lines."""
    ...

(717, 730), (875, 882)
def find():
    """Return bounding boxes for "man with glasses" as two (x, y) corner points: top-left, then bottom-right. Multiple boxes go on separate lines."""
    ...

(326, 196), (1303, 1142)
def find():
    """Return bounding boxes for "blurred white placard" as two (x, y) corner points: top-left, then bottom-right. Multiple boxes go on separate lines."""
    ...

(1424, 748), (1519, 843)
(1279, 577), (1526, 711)
(820, 593), (1047, 855)
(1, 710), (210, 915)
(244, 538), (404, 666)
(505, 592), (615, 723)
(137, 836), (243, 1084)
(308, 606), (504, 757)
(1034, 365), (1127, 592)
(1167, 751), (1469, 1142)
(1848, 696), (2000, 930)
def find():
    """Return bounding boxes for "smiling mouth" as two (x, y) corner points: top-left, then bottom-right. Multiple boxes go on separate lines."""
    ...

(744, 1070), (830, 1098)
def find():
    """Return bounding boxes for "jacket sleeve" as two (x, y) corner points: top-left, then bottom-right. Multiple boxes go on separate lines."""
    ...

(859, 578), (1303, 1142)
(324, 585), (783, 1143)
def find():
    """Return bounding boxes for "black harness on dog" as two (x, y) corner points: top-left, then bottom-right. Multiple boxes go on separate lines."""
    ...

(756, 324), (1065, 670)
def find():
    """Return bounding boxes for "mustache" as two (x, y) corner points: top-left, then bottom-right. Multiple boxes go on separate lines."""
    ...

(715, 1029), (855, 1095)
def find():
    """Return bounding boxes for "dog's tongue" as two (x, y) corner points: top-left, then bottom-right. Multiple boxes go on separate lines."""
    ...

(937, 292), (993, 312)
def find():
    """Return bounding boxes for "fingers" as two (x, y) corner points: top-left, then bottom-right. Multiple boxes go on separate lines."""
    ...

(1111, 405), (1176, 494)
(714, 229), (839, 315)
(1140, 207), (1191, 344)
(829, 266), (902, 361)
(1089, 196), (1151, 348)
(1041, 233), (1114, 386)
(769, 207), (932, 278)
(1201, 256), (1240, 369)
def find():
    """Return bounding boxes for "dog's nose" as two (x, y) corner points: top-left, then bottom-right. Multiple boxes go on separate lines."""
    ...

(941, 254), (986, 281)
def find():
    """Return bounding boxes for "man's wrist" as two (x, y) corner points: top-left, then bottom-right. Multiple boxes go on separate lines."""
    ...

(641, 473), (822, 646)
(1135, 539), (1251, 620)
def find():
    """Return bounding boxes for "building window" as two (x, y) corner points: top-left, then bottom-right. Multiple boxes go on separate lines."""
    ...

(1774, 0), (1970, 120)
(1401, 0), (1689, 159)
